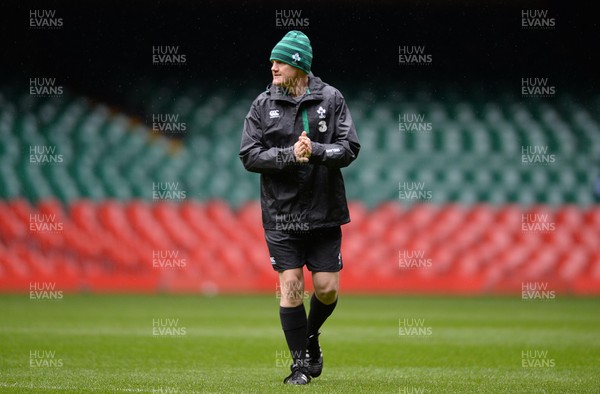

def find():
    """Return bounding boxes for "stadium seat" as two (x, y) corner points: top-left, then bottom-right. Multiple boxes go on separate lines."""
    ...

(0, 85), (599, 294)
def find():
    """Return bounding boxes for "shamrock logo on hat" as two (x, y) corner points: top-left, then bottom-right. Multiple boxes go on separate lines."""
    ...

(292, 53), (301, 63)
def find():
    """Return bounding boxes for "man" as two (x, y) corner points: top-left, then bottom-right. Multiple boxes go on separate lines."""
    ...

(239, 30), (360, 385)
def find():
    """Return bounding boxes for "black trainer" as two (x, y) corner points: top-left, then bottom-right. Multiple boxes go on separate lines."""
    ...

(283, 361), (311, 385)
(306, 332), (323, 378)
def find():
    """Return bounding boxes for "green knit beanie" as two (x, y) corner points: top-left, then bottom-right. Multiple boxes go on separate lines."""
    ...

(270, 30), (312, 74)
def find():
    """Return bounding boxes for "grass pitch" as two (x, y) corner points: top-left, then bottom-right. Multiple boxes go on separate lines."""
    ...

(0, 294), (598, 393)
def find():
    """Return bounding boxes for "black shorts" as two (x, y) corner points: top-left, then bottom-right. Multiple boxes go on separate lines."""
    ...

(264, 226), (343, 272)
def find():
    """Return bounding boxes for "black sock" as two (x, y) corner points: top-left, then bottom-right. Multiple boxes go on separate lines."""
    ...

(307, 293), (337, 337)
(280, 304), (307, 366)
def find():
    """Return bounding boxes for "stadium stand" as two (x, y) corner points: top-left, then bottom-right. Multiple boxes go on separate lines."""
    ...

(0, 86), (599, 294)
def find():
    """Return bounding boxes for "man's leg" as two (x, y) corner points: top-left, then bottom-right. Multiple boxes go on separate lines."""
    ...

(304, 225), (343, 378)
(308, 271), (339, 335)
(265, 229), (310, 384)
(278, 268), (308, 369)
(305, 271), (339, 378)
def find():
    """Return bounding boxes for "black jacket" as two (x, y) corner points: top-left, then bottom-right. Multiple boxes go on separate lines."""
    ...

(239, 74), (360, 230)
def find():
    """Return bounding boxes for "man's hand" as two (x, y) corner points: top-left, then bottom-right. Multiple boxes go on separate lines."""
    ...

(299, 131), (311, 157)
(294, 131), (312, 163)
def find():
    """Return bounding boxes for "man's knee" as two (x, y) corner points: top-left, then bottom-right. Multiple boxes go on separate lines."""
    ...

(313, 274), (339, 304)
(279, 270), (305, 307)
(315, 287), (337, 304)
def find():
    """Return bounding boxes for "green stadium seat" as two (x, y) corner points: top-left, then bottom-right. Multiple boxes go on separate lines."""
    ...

(0, 84), (596, 208)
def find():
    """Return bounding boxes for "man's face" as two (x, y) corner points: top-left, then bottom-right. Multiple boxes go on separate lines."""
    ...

(271, 60), (303, 87)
